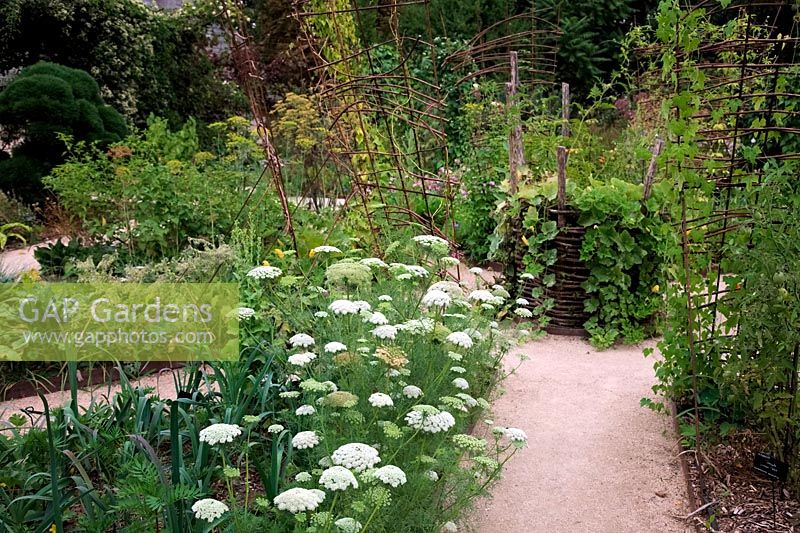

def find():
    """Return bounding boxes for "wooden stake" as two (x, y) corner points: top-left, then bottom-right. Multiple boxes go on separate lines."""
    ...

(507, 51), (525, 195)
(643, 137), (664, 201)
(561, 82), (570, 138)
(557, 145), (568, 228)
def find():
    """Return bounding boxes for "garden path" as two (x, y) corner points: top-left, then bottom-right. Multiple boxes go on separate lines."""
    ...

(469, 336), (693, 533)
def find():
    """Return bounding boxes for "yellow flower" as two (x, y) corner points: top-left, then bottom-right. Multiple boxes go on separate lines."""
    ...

(521, 235), (529, 246)
(308, 249), (317, 258)
(651, 285), (660, 294)
(261, 260), (270, 267)
(49, 525), (56, 533)
(273, 248), (285, 259)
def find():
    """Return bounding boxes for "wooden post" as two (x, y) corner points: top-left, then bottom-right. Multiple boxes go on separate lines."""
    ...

(557, 145), (568, 228)
(507, 51), (525, 195)
(643, 137), (664, 201)
(561, 82), (570, 138)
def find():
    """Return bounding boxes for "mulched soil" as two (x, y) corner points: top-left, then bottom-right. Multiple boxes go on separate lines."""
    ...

(685, 431), (800, 532)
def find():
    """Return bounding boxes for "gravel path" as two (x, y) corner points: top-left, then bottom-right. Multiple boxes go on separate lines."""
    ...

(470, 336), (692, 533)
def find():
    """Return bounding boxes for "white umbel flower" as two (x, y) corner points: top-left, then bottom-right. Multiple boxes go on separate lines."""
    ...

(312, 245), (342, 254)
(236, 307), (256, 320)
(469, 267), (483, 275)
(288, 351), (317, 367)
(192, 498), (228, 522)
(199, 424), (242, 446)
(514, 308), (533, 318)
(442, 521), (458, 532)
(405, 408), (456, 434)
(314, 311), (329, 318)
(292, 431), (320, 450)
(452, 378), (469, 390)
(372, 465), (407, 487)
(331, 443), (381, 472)
(368, 393), (394, 408)
(273, 487), (325, 513)
(378, 294), (393, 302)
(503, 427), (528, 446)
(446, 331), (473, 349)
(296, 404), (316, 416)
(365, 311), (389, 325)
(371, 325), (398, 340)
(360, 257), (388, 268)
(329, 300), (360, 315)
(421, 289), (452, 308)
(468, 289), (495, 303)
(268, 424), (284, 433)
(319, 466), (359, 491)
(402, 385), (423, 399)
(515, 298), (529, 306)
(335, 517), (363, 533)
(247, 265), (282, 279)
(412, 234), (449, 248)
(295, 471), (312, 483)
(289, 333), (315, 348)
(425, 470), (439, 481)
(324, 342), (348, 354)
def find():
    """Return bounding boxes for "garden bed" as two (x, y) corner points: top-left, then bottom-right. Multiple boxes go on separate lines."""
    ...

(680, 429), (800, 532)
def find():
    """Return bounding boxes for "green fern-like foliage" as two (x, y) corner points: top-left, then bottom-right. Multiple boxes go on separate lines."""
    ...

(0, 62), (127, 201)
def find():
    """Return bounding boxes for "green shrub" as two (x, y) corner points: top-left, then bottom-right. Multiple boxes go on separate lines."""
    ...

(0, 62), (127, 201)
(43, 116), (265, 260)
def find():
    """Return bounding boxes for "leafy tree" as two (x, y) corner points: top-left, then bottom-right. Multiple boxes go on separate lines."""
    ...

(0, 0), (245, 127)
(0, 62), (127, 201)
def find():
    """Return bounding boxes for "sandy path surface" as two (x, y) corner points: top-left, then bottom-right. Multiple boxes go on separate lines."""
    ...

(0, 369), (185, 429)
(470, 336), (692, 533)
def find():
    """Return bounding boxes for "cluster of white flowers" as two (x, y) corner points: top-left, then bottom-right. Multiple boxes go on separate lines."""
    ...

(324, 342), (348, 354)
(371, 325), (398, 340)
(503, 427), (529, 445)
(288, 351), (317, 367)
(372, 465), (407, 487)
(314, 311), (330, 318)
(329, 300), (361, 315)
(390, 263), (429, 278)
(439, 256), (460, 267)
(296, 405), (316, 416)
(295, 471), (312, 483)
(312, 245), (342, 254)
(236, 307), (255, 320)
(268, 424), (284, 434)
(450, 366), (466, 374)
(360, 257), (388, 268)
(365, 311), (389, 325)
(331, 443), (381, 472)
(442, 521), (459, 532)
(412, 234), (449, 248)
(247, 265), (282, 279)
(378, 294), (393, 302)
(199, 423), (242, 446)
(468, 289), (503, 305)
(274, 487), (325, 513)
(192, 498), (229, 522)
(335, 517), (363, 533)
(289, 333), (315, 348)
(452, 378), (469, 390)
(368, 392), (394, 408)
(514, 308), (533, 318)
(469, 266), (483, 274)
(515, 298), (529, 306)
(520, 272), (535, 280)
(319, 465), (359, 491)
(446, 331), (474, 349)
(402, 385), (423, 399)
(421, 289), (452, 308)
(425, 470), (439, 481)
(292, 431), (320, 450)
(405, 407), (456, 433)
(398, 318), (435, 335)
(429, 281), (465, 299)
